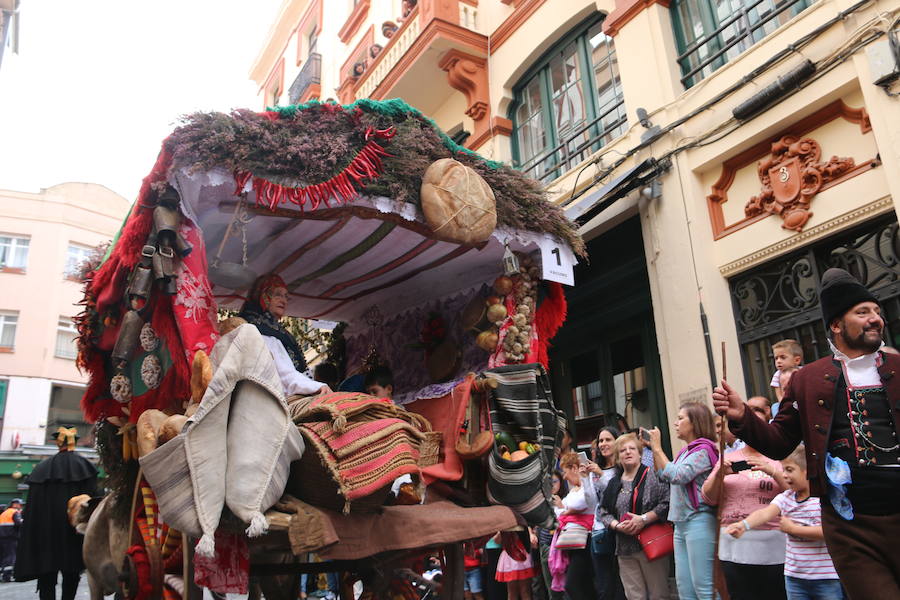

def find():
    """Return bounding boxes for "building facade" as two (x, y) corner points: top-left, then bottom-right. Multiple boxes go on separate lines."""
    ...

(250, 0), (900, 449)
(0, 183), (129, 461)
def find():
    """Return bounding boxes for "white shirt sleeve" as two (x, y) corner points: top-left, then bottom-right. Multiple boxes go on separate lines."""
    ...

(263, 336), (323, 396)
(770, 370), (781, 387)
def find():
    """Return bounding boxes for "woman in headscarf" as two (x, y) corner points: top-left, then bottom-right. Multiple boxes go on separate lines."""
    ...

(238, 274), (329, 396)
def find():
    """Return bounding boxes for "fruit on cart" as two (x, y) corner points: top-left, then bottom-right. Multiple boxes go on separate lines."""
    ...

(509, 450), (530, 461)
(485, 295), (502, 306)
(518, 441), (539, 454)
(486, 303), (507, 323)
(476, 330), (499, 352)
(493, 276), (513, 295)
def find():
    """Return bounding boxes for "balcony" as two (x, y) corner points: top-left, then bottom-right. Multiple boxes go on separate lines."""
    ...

(289, 52), (322, 105)
(347, 1), (488, 120)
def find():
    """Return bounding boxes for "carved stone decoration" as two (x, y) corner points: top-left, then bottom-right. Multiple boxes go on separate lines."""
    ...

(744, 135), (855, 232)
(439, 49), (491, 150)
(706, 100), (877, 240)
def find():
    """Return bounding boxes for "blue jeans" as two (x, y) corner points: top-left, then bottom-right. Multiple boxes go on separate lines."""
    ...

(673, 511), (717, 600)
(784, 576), (844, 600)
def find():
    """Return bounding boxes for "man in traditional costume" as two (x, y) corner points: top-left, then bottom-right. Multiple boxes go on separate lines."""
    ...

(14, 427), (99, 600)
(713, 268), (900, 599)
(238, 273), (329, 396)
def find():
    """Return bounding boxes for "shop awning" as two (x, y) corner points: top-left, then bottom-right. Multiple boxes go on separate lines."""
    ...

(564, 158), (661, 225)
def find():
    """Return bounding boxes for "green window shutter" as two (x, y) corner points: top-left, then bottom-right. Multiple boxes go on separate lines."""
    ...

(0, 379), (7, 417)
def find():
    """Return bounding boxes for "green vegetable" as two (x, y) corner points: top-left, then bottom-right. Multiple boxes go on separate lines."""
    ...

(495, 431), (516, 451)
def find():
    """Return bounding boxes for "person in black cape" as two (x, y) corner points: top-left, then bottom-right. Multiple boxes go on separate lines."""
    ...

(15, 426), (99, 600)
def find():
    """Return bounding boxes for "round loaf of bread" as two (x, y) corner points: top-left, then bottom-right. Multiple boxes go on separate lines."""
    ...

(420, 158), (497, 244)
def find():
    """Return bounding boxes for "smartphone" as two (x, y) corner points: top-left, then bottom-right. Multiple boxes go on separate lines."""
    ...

(577, 451), (590, 464)
(731, 460), (751, 472)
(640, 428), (651, 443)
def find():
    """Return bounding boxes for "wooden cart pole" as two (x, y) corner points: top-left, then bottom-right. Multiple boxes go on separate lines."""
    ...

(442, 543), (465, 600)
(183, 536), (203, 600)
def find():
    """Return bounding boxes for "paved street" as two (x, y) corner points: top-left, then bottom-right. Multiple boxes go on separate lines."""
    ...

(0, 579), (90, 600)
(0, 579), (249, 600)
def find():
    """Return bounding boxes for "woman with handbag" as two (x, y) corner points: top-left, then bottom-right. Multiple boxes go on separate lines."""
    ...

(583, 427), (626, 600)
(599, 433), (671, 600)
(552, 452), (595, 600)
(646, 402), (718, 600)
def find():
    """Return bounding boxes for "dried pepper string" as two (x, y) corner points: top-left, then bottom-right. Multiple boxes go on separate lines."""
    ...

(233, 126), (396, 211)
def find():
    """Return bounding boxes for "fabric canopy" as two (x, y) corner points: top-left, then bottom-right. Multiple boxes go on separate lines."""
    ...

(172, 167), (572, 323)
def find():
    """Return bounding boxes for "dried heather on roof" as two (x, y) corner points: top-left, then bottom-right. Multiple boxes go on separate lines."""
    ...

(165, 99), (584, 256)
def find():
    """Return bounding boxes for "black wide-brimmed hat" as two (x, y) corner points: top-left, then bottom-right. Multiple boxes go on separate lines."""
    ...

(819, 268), (878, 326)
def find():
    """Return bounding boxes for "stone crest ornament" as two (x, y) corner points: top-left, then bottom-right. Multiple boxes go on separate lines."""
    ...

(744, 135), (855, 232)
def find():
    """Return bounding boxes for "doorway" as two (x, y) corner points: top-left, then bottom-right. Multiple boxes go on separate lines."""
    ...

(548, 217), (669, 453)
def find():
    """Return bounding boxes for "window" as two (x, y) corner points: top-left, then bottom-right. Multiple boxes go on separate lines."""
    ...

(511, 15), (627, 183)
(0, 235), (30, 270)
(672, 0), (813, 88)
(0, 312), (18, 349)
(56, 318), (78, 360)
(65, 243), (93, 279)
(0, 379), (7, 418)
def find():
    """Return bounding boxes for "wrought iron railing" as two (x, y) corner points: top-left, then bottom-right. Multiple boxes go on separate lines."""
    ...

(675, 0), (811, 88)
(288, 53), (322, 105)
(730, 216), (900, 399)
(514, 102), (628, 184)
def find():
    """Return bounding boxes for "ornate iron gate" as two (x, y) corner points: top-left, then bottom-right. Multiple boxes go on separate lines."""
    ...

(729, 216), (900, 399)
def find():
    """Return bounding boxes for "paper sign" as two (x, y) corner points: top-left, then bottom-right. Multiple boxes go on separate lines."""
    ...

(538, 238), (576, 286)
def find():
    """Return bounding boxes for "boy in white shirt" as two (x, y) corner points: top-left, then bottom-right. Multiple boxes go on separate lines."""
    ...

(726, 445), (842, 600)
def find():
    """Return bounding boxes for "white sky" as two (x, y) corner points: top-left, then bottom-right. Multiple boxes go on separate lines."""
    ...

(0, 0), (283, 200)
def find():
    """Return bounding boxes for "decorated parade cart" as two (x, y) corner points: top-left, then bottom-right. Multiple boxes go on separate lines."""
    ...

(74, 99), (584, 600)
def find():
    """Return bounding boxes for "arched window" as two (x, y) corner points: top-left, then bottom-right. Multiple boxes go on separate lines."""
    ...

(511, 15), (626, 183)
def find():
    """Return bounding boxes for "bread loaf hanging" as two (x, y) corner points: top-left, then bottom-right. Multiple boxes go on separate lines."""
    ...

(420, 158), (497, 244)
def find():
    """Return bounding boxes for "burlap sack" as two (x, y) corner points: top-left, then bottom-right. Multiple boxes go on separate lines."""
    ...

(140, 324), (304, 557)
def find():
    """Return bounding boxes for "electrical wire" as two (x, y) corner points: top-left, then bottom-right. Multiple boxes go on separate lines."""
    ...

(565, 0), (892, 204)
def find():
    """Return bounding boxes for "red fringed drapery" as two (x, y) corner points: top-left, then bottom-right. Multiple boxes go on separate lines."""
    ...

(233, 126), (395, 211)
(534, 282), (567, 368)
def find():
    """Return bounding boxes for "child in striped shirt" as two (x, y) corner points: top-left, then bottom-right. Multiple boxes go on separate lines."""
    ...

(725, 445), (843, 600)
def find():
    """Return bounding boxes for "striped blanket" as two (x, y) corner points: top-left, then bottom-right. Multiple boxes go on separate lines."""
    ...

(287, 392), (432, 513)
(485, 363), (566, 528)
(289, 392), (430, 432)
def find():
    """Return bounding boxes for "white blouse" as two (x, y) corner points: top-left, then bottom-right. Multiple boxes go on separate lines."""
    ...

(263, 336), (324, 396)
(562, 485), (590, 514)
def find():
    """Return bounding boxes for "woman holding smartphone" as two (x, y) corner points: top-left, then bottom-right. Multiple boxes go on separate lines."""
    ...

(646, 402), (718, 600)
(598, 433), (670, 600)
(583, 427), (626, 599)
(556, 452), (596, 600)
(701, 427), (788, 600)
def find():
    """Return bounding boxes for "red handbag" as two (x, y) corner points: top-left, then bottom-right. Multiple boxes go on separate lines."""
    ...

(632, 468), (675, 561)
